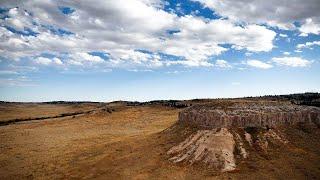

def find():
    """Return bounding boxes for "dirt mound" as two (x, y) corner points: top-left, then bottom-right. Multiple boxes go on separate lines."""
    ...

(168, 127), (292, 172)
(168, 128), (236, 172)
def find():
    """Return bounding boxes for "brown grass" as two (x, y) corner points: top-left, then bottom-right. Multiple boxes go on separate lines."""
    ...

(0, 103), (101, 122)
(0, 103), (319, 179)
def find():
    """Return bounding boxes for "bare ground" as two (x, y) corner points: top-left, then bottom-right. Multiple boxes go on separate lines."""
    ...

(0, 103), (319, 179)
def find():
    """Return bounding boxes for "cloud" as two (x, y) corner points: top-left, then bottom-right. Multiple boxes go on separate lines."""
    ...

(0, 0), (276, 69)
(165, 70), (190, 74)
(283, 52), (290, 56)
(129, 69), (153, 73)
(53, 58), (63, 65)
(299, 18), (320, 36)
(72, 53), (104, 63)
(35, 57), (63, 66)
(272, 57), (312, 67)
(6, 64), (38, 73)
(0, 76), (37, 87)
(3, 7), (35, 32)
(214, 59), (232, 69)
(0, 70), (19, 75)
(165, 60), (214, 67)
(279, 33), (288, 38)
(245, 52), (253, 57)
(193, 0), (320, 31)
(246, 60), (273, 69)
(296, 41), (320, 49)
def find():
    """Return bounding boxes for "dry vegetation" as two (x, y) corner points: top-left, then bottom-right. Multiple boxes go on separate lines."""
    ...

(0, 100), (319, 179)
(0, 103), (101, 122)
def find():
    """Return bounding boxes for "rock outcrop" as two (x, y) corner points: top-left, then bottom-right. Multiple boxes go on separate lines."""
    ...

(168, 128), (237, 172)
(168, 102), (320, 172)
(179, 102), (320, 129)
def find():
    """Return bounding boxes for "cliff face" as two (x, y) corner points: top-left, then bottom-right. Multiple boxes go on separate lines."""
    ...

(179, 103), (320, 129)
(169, 102), (320, 172)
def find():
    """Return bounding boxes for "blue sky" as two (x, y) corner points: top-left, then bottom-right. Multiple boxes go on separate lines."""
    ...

(0, 0), (319, 102)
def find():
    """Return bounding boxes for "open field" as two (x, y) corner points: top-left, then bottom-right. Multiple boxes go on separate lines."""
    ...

(0, 103), (102, 122)
(0, 99), (320, 179)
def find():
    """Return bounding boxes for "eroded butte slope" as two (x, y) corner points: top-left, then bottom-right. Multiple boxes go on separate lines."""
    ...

(168, 102), (320, 172)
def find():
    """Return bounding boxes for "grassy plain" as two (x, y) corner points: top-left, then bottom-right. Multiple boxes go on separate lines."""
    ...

(0, 102), (319, 179)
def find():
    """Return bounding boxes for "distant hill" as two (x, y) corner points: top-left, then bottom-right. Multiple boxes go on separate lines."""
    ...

(246, 92), (320, 107)
(1, 92), (319, 107)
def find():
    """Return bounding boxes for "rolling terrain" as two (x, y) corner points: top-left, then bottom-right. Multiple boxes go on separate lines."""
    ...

(0, 94), (320, 179)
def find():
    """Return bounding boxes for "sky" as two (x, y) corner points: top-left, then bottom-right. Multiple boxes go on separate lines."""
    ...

(0, 0), (319, 102)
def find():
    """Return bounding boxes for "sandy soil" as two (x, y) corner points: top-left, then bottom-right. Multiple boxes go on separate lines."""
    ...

(0, 103), (319, 179)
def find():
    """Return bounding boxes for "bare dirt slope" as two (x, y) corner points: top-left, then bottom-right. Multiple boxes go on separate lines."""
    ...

(0, 102), (320, 179)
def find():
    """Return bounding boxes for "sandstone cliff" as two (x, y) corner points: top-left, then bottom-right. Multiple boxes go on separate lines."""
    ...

(168, 102), (320, 172)
(178, 102), (320, 129)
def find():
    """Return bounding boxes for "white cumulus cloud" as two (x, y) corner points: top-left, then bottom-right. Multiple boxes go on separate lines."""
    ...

(193, 0), (320, 32)
(34, 57), (63, 66)
(246, 60), (273, 69)
(296, 41), (320, 49)
(214, 59), (232, 69)
(272, 57), (312, 67)
(0, 0), (276, 68)
(299, 18), (320, 36)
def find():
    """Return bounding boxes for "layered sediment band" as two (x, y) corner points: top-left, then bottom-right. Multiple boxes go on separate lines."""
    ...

(179, 103), (320, 129)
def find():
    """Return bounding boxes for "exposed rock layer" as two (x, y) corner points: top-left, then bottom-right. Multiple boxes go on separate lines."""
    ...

(167, 127), (288, 172)
(179, 102), (320, 129)
(169, 102), (320, 172)
(168, 128), (236, 172)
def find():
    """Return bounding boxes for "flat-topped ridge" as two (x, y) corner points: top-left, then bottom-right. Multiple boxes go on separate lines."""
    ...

(179, 102), (320, 129)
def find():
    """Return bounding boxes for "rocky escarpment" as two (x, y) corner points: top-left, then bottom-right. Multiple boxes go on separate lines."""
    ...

(168, 102), (320, 172)
(178, 102), (320, 129)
